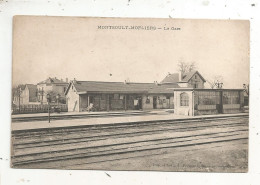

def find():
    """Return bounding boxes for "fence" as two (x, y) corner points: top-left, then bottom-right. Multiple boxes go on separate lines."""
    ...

(12, 104), (68, 114)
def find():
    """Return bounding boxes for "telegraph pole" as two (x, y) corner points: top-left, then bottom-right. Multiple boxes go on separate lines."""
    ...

(215, 81), (223, 89)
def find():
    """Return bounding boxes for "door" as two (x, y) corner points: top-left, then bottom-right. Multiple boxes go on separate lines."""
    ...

(138, 97), (142, 110)
(89, 96), (94, 104)
(153, 96), (157, 109)
(109, 95), (113, 110)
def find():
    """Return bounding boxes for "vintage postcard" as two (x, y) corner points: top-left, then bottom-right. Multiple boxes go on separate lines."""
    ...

(11, 16), (249, 172)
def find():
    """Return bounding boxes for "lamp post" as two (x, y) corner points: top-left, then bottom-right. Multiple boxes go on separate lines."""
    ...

(47, 93), (51, 123)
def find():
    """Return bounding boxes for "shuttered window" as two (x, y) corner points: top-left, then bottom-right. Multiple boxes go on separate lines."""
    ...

(180, 93), (189, 106)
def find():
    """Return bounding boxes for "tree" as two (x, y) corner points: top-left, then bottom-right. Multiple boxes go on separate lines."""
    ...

(46, 90), (66, 104)
(243, 83), (249, 106)
(177, 60), (196, 75)
(207, 75), (224, 89)
(46, 90), (58, 103)
(243, 84), (249, 96)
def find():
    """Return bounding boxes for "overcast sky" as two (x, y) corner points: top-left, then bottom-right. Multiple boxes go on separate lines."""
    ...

(12, 16), (249, 88)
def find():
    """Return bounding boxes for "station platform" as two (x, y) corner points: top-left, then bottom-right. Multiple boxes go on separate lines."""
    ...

(11, 110), (151, 118)
(11, 110), (249, 131)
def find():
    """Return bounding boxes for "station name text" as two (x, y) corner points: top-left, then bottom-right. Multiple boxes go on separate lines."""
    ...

(97, 25), (181, 31)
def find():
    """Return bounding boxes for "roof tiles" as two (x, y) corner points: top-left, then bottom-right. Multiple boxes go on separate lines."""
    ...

(71, 81), (179, 94)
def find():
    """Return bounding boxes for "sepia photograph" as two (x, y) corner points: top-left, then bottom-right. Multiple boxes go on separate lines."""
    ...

(11, 16), (249, 172)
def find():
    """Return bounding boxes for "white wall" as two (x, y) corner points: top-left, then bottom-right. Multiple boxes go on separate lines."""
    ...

(66, 84), (79, 112)
(174, 91), (193, 116)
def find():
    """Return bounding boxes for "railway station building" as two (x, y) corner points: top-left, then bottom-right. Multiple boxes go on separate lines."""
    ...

(65, 71), (245, 116)
(65, 80), (178, 112)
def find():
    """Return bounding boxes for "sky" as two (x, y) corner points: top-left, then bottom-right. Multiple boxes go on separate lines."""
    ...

(12, 16), (250, 88)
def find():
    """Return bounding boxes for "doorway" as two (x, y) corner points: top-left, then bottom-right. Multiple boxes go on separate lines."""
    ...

(153, 96), (157, 109)
(138, 97), (142, 110)
(89, 96), (94, 104)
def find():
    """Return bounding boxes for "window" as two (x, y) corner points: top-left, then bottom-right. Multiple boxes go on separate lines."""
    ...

(146, 97), (150, 104)
(101, 94), (106, 100)
(223, 91), (239, 104)
(180, 92), (189, 106)
(197, 91), (220, 105)
(114, 94), (119, 99)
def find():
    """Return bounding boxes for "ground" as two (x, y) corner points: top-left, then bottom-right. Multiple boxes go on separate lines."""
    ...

(11, 113), (248, 172)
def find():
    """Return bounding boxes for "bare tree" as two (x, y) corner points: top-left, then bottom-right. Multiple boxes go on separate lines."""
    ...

(207, 75), (224, 89)
(46, 90), (66, 104)
(188, 62), (196, 72)
(243, 84), (249, 96)
(177, 60), (196, 75)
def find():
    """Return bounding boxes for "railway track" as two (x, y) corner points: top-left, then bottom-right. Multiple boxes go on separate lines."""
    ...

(11, 115), (249, 169)
(13, 115), (247, 138)
(13, 119), (246, 148)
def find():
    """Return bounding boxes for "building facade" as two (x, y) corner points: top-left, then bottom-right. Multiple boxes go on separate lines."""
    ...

(13, 84), (38, 105)
(65, 71), (245, 116)
(65, 81), (178, 112)
(37, 77), (69, 104)
(161, 70), (206, 88)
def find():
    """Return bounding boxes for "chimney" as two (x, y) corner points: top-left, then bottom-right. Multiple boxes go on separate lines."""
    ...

(124, 78), (130, 84)
(66, 78), (68, 83)
(179, 72), (183, 81)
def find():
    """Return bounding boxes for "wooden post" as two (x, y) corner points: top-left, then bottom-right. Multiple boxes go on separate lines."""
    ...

(124, 95), (127, 111)
(220, 90), (223, 114)
(48, 101), (50, 123)
(18, 89), (21, 114)
(192, 91), (194, 116)
(107, 94), (110, 112)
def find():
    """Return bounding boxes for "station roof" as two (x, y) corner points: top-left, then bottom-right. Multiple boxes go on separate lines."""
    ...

(161, 73), (179, 84)
(66, 81), (180, 95)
